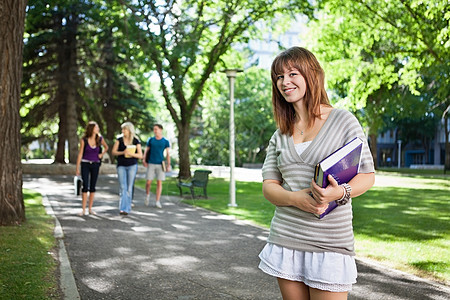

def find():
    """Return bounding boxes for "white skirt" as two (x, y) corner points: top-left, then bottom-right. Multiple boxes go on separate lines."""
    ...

(258, 243), (357, 292)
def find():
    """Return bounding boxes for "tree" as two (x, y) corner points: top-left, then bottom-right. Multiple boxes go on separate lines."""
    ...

(378, 87), (441, 163)
(22, 0), (154, 162)
(0, 0), (27, 225)
(120, 0), (313, 178)
(80, 21), (156, 154)
(193, 66), (275, 166)
(22, 0), (91, 163)
(305, 0), (449, 168)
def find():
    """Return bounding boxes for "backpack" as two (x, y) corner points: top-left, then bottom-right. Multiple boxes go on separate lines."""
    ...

(145, 137), (152, 163)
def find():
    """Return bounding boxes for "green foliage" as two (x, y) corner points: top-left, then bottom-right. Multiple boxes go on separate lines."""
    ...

(305, 0), (449, 139)
(22, 0), (155, 156)
(192, 66), (275, 166)
(0, 190), (60, 299)
(120, 0), (313, 177)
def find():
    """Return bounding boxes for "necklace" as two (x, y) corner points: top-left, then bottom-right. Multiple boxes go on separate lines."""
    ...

(295, 123), (305, 135)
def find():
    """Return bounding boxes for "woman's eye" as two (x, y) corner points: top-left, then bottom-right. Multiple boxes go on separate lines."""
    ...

(277, 75), (284, 80)
(290, 73), (297, 77)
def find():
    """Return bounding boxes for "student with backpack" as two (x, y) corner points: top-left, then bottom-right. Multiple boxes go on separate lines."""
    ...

(76, 121), (109, 216)
(143, 124), (171, 208)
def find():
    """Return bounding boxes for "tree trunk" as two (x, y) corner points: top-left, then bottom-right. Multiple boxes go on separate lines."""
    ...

(0, 0), (27, 225)
(369, 133), (378, 170)
(445, 114), (449, 174)
(65, 13), (79, 164)
(102, 29), (120, 161)
(177, 123), (191, 179)
(54, 101), (67, 163)
(53, 10), (79, 164)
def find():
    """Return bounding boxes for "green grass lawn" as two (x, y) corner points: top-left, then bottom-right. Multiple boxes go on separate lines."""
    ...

(136, 173), (450, 284)
(353, 186), (449, 282)
(5, 172), (446, 299)
(0, 190), (60, 300)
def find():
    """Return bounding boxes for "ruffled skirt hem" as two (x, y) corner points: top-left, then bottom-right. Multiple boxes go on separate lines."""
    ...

(258, 243), (356, 292)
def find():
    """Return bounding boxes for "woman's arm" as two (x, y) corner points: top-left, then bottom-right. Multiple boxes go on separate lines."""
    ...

(133, 143), (143, 160)
(75, 139), (84, 176)
(310, 172), (375, 205)
(263, 179), (328, 215)
(99, 138), (109, 159)
(348, 172), (375, 197)
(111, 140), (124, 156)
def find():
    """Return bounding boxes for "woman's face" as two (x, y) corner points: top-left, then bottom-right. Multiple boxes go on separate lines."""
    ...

(93, 124), (100, 134)
(276, 67), (307, 104)
(122, 127), (130, 137)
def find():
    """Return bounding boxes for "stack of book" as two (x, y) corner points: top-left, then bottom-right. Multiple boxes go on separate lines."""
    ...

(313, 137), (363, 219)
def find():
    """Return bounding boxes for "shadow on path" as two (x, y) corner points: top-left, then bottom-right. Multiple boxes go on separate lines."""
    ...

(23, 174), (449, 300)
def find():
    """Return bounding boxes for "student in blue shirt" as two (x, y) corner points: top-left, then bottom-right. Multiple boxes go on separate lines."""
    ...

(143, 124), (171, 208)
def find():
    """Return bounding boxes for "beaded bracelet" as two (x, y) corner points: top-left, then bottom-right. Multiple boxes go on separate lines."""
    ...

(336, 183), (352, 206)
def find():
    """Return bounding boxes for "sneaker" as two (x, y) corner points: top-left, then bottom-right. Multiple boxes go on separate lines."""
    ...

(145, 194), (150, 206)
(155, 201), (162, 209)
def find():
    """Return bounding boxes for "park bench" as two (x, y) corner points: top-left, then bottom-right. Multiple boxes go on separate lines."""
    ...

(176, 169), (212, 198)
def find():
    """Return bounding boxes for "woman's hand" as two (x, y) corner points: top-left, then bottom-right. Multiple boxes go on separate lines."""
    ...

(310, 175), (344, 205)
(262, 180), (328, 215)
(291, 189), (329, 215)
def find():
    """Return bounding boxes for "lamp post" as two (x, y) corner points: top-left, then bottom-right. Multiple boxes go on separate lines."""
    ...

(397, 140), (402, 169)
(222, 69), (242, 207)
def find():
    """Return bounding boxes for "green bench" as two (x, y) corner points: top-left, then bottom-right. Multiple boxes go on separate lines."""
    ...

(177, 169), (212, 198)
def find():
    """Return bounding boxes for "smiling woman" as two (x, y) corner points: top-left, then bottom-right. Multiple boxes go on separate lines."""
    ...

(258, 47), (376, 299)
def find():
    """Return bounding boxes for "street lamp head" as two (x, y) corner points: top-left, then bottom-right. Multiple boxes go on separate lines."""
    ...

(221, 69), (243, 78)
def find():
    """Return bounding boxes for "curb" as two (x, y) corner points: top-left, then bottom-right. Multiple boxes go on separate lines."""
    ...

(42, 193), (80, 300)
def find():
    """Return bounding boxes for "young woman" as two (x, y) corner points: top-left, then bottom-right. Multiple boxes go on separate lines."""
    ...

(111, 122), (143, 215)
(76, 121), (109, 216)
(258, 47), (375, 299)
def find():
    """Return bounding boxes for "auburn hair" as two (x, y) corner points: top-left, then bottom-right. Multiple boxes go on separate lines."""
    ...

(270, 47), (331, 135)
(83, 121), (100, 146)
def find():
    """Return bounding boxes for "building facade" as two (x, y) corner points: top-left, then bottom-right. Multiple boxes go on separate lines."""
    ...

(377, 120), (448, 168)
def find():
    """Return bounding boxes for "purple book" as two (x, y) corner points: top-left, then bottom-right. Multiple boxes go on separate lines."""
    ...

(313, 137), (363, 219)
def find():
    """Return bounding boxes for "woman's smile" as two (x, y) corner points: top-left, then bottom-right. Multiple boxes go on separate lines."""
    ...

(277, 68), (306, 103)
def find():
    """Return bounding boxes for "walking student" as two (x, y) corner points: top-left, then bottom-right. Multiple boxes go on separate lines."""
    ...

(75, 121), (109, 216)
(111, 122), (143, 215)
(258, 47), (375, 299)
(143, 124), (171, 208)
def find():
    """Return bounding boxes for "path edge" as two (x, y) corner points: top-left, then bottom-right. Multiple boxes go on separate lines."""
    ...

(42, 193), (80, 300)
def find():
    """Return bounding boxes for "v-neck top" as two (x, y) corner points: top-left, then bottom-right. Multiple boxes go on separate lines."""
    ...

(294, 141), (312, 156)
(261, 109), (375, 256)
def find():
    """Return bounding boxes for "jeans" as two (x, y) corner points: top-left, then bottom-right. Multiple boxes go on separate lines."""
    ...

(117, 164), (138, 213)
(81, 162), (100, 193)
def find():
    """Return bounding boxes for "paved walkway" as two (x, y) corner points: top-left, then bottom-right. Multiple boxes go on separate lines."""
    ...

(23, 174), (449, 300)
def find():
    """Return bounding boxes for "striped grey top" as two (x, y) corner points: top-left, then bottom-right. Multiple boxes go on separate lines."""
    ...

(262, 109), (375, 256)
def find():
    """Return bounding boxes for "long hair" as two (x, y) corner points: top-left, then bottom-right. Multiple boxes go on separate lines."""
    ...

(82, 121), (100, 146)
(121, 122), (139, 142)
(270, 47), (331, 135)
